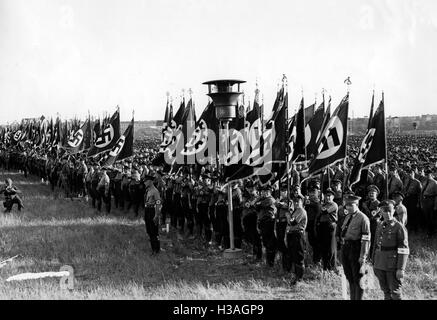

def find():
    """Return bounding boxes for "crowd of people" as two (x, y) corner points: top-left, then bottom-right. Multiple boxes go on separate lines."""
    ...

(1, 132), (437, 300)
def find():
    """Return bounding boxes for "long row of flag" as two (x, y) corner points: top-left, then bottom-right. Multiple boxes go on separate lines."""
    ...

(0, 109), (135, 166)
(157, 81), (387, 187)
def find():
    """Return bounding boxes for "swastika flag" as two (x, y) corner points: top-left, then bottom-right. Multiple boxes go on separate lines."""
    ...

(308, 94), (349, 175)
(87, 109), (120, 157)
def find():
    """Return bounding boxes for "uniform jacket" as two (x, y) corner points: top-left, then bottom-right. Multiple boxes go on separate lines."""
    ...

(372, 219), (409, 271)
(255, 195), (277, 222)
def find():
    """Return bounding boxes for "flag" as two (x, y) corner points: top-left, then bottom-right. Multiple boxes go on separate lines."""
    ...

(363, 96), (386, 168)
(64, 119), (91, 154)
(161, 97), (173, 145)
(87, 109), (120, 157)
(158, 98), (186, 165)
(308, 94), (349, 175)
(181, 101), (218, 164)
(92, 119), (100, 143)
(255, 87), (287, 184)
(305, 101), (325, 161)
(292, 97), (305, 161)
(349, 94), (385, 185)
(305, 103), (315, 125)
(101, 118), (134, 166)
(316, 96), (331, 145)
(349, 92), (375, 186)
(223, 101), (255, 182)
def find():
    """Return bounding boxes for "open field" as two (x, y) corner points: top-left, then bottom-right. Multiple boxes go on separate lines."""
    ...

(0, 171), (436, 300)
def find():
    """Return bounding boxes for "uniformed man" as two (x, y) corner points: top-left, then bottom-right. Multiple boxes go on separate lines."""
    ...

(361, 184), (381, 259)
(420, 168), (437, 236)
(97, 166), (111, 213)
(143, 174), (162, 255)
(372, 165), (386, 200)
(392, 191), (407, 226)
(388, 166), (404, 200)
(231, 183), (244, 249)
(340, 194), (371, 300)
(332, 179), (343, 207)
(173, 171), (183, 234)
(213, 188), (229, 249)
(0, 178), (24, 213)
(90, 164), (101, 209)
(315, 188), (338, 271)
(285, 192), (307, 284)
(129, 167), (142, 216)
(275, 182), (293, 272)
(242, 180), (262, 260)
(196, 173), (213, 243)
(372, 200), (409, 300)
(402, 167), (422, 232)
(112, 166), (123, 209)
(305, 184), (322, 265)
(180, 170), (194, 237)
(255, 183), (277, 267)
(120, 165), (131, 211)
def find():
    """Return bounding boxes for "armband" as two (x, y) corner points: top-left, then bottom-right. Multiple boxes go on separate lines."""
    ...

(397, 248), (409, 254)
(361, 234), (370, 241)
(155, 199), (161, 206)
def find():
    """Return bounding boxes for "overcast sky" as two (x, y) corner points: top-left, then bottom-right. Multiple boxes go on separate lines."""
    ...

(1, 0), (436, 124)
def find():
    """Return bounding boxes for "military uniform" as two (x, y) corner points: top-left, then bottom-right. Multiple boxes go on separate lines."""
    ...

(305, 194), (322, 264)
(340, 195), (371, 300)
(231, 185), (243, 249)
(255, 187), (277, 267)
(97, 169), (111, 213)
(0, 184), (24, 212)
(242, 187), (262, 259)
(128, 170), (142, 216)
(173, 175), (183, 231)
(315, 190), (338, 271)
(196, 180), (213, 242)
(372, 207), (409, 300)
(276, 195), (292, 272)
(213, 189), (229, 248)
(420, 175), (437, 236)
(403, 175), (422, 231)
(388, 173), (403, 200)
(180, 176), (194, 235)
(112, 169), (123, 209)
(285, 195), (307, 282)
(144, 175), (162, 254)
(361, 193), (381, 260)
(91, 167), (101, 209)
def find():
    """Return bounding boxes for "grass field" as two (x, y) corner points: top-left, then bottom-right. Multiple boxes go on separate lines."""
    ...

(0, 171), (436, 300)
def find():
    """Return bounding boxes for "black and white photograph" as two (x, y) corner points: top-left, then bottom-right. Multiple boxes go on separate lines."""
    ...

(0, 0), (436, 306)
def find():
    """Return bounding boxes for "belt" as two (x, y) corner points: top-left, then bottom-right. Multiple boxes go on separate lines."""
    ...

(423, 195), (436, 199)
(343, 239), (361, 244)
(289, 229), (304, 234)
(375, 245), (397, 251)
(145, 205), (155, 208)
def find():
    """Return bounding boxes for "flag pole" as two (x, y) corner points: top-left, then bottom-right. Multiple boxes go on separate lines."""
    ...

(343, 77), (352, 193)
(283, 75), (291, 205)
(382, 91), (388, 199)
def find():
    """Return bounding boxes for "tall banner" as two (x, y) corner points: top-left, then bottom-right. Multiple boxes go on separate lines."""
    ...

(308, 94), (349, 175)
(64, 119), (91, 154)
(102, 118), (134, 166)
(87, 109), (120, 157)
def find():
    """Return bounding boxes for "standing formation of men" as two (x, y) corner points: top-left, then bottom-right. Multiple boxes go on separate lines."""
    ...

(4, 131), (437, 300)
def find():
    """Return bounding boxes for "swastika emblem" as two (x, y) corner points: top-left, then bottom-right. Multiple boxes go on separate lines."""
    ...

(317, 116), (344, 160)
(358, 128), (376, 163)
(67, 129), (84, 148)
(109, 135), (125, 157)
(95, 125), (114, 148)
(14, 130), (22, 141)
